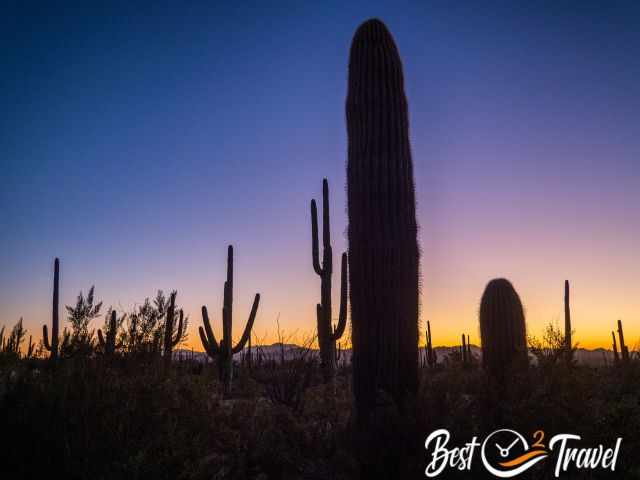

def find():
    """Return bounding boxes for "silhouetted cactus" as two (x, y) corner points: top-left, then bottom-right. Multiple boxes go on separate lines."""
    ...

(43, 258), (60, 362)
(347, 18), (420, 422)
(199, 245), (260, 395)
(479, 279), (528, 379)
(461, 334), (467, 365)
(612, 331), (619, 364)
(617, 319), (629, 363)
(425, 321), (436, 368)
(564, 280), (573, 363)
(163, 292), (184, 368)
(466, 334), (472, 365)
(310, 178), (348, 381)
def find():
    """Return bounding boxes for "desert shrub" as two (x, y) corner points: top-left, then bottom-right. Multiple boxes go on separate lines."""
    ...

(1, 351), (639, 479)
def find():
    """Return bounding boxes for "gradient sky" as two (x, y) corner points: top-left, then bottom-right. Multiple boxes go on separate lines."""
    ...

(2, 1), (639, 350)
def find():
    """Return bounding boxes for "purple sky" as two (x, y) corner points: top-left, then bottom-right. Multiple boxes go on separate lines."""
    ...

(2, 1), (639, 348)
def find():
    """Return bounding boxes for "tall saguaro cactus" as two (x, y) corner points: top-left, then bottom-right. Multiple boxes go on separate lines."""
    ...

(311, 178), (348, 381)
(479, 279), (528, 380)
(346, 19), (420, 422)
(43, 258), (60, 361)
(163, 292), (184, 368)
(564, 280), (573, 363)
(199, 246), (260, 395)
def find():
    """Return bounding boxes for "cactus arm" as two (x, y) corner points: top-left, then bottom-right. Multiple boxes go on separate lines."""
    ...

(232, 293), (260, 354)
(43, 325), (51, 351)
(612, 331), (619, 363)
(198, 327), (215, 357)
(172, 309), (184, 347)
(311, 199), (323, 275)
(199, 327), (215, 357)
(200, 306), (220, 356)
(331, 252), (348, 341)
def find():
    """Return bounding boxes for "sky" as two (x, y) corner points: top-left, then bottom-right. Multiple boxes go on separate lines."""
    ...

(1, 1), (639, 350)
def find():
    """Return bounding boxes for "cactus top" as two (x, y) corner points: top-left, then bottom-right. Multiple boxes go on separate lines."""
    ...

(479, 278), (528, 376)
(346, 18), (416, 243)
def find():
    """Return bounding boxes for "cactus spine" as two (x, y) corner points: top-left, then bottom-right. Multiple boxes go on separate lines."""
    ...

(163, 292), (184, 368)
(311, 178), (348, 381)
(347, 19), (420, 420)
(42, 257), (60, 362)
(479, 279), (528, 379)
(617, 319), (629, 363)
(564, 280), (573, 363)
(199, 245), (260, 395)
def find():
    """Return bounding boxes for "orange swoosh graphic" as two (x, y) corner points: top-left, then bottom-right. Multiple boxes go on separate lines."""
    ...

(499, 449), (548, 468)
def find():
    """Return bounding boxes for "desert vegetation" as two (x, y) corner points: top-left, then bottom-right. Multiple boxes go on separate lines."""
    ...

(1, 17), (639, 480)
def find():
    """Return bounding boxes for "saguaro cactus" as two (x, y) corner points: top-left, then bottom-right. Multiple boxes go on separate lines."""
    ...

(617, 319), (630, 363)
(311, 178), (348, 381)
(466, 334), (472, 364)
(612, 331), (620, 364)
(425, 321), (437, 368)
(564, 280), (573, 363)
(163, 292), (184, 368)
(199, 245), (260, 395)
(347, 18), (420, 421)
(479, 279), (528, 379)
(43, 258), (60, 361)
(461, 334), (468, 365)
